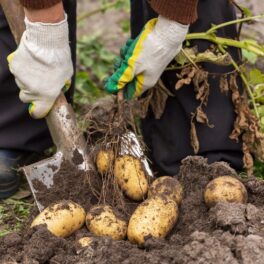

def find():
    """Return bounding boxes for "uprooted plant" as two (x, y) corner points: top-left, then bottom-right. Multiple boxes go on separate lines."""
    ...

(83, 95), (152, 216)
(140, 8), (264, 176)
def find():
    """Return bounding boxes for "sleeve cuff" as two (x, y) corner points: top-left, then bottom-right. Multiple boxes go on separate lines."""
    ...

(148, 0), (198, 25)
(20, 0), (62, 9)
(24, 15), (69, 49)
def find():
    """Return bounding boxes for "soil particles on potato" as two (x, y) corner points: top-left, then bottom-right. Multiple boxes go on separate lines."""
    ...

(1, 156), (264, 264)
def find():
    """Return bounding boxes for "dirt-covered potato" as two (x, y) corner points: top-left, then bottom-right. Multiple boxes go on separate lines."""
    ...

(86, 205), (127, 240)
(204, 176), (248, 207)
(127, 195), (179, 245)
(148, 176), (183, 205)
(114, 155), (149, 201)
(31, 200), (86, 238)
(96, 150), (114, 174)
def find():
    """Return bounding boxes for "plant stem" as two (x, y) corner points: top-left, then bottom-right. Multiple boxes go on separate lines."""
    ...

(186, 33), (264, 56)
(77, 1), (120, 23)
(181, 48), (200, 70)
(207, 14), (264, 34)
(186, 15), (264, 57)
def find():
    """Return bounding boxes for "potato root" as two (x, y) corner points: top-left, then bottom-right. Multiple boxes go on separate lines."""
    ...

(148, 176), (183, 204)
(31, 200), (86, 238)
(114, 155), (149, 201)
(204, 176), (248, 207)
(127, 195), (179, 245)
(96, 150), (114, 174)
(86, 205), (127, 240)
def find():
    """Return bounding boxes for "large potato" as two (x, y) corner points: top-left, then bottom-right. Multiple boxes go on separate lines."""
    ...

(204, 176), (248, 207)
(114, 155), (149, 201)
(96, 150), (114, 174)
(86, 205), (127, 240)
(148, 176), (183, 205)
(31, 200), (86, 238)
(127, 195), (179, 245)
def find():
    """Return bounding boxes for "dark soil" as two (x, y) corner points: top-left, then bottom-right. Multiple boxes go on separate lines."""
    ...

(1, 156), (264, 264)
(31, 161), (100, 211)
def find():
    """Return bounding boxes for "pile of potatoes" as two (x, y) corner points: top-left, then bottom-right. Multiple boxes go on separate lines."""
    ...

(31, 176), (183, 246)
(31, 163), (248, 247)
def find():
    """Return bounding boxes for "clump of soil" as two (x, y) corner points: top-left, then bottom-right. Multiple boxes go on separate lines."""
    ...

(32, 161), (100, 211)
(1, 156), (264, 264)
(209, 202), (264, 235)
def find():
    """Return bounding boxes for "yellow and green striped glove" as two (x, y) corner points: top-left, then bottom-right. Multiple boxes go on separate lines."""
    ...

(104, 16), (189, 100)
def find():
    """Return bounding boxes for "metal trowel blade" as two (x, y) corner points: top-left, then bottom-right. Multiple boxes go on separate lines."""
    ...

(21, 152), (63, 212)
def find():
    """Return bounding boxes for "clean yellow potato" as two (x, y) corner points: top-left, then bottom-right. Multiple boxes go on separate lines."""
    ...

(127, 195), (179, 245)
(31, 200), (86, 238)
(78, 237), (93, 248)
(114, 155), (149, 201)
(148, 176), (183, 205)
(96, 150), (114, 174)
(86, 205), (127, 240)
(204, 176), (248, 207)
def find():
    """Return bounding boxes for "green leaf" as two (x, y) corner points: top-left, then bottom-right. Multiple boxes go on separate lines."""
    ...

(249, 69), (264, 85)
(241, 6), (253, 18)
(258, 105), (264, 116)
(242, 49), (258, 64)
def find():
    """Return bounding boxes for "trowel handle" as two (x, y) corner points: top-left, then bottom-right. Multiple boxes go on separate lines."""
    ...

(0, 0), (25, 44)
(1, 0), (87, 160)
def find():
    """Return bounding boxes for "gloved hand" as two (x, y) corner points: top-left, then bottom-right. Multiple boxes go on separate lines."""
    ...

(104, 16), (189, 100)
(8, 15), (73, 119)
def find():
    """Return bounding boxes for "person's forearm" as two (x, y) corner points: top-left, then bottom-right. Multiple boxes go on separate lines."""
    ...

(149, 0), (198, 24)
(24, 2), (65, 23)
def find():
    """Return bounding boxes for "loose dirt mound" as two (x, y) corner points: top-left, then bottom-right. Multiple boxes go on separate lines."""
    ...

(1, 156), (264, 264)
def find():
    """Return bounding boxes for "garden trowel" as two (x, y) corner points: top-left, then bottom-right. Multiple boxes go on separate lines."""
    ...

(1, 0), (95, 212)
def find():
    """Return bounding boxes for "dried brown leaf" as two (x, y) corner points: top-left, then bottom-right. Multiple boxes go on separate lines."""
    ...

(242, 143), (254, 176)
(196, 107), (214, 128)
(193, 70), (210, 105)
(229, 73), (263, 175)
(253, 134), (264, 162)
(175, 66), (197, 90)
(220, 75), (229, 95)
(138, 79), (174, 120)
(190, 114), (200, 154)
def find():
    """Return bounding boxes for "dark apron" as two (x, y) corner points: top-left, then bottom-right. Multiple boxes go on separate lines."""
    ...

(130, 0), (244, 175)
(0, 1), (76, 153)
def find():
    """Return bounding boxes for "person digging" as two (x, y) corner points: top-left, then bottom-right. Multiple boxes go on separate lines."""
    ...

(0, 0), (244, 199)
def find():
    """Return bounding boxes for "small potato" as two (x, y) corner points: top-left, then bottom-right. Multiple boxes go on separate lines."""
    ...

(96, 150), (114, 174)
(31, 200), (86, 238)
(148, 176), (183, 205)
(127, 195), (179, 245)
(204, 176), (248, 208)
(86, 205), (127, 240)
(75, 237), (94, 254)
(114, 155), (149, 201)
(78, 237), (93, 248)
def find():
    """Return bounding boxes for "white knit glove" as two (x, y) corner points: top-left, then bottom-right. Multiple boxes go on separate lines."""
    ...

(105, 15), (189, 99)
(8, 16), (73, 119)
